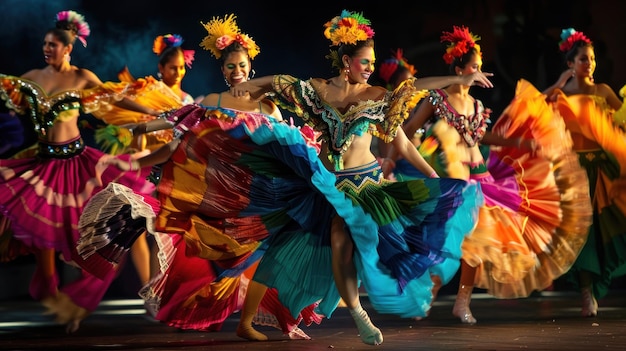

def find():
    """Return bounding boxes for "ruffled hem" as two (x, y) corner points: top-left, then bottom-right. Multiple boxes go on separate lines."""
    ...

(468, 79), (592, 298)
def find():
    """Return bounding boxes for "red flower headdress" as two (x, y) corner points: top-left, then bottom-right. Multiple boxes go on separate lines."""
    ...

(199, 14), (260, 60)
(55, 10), (90, 47)
(153, 34), (195, 68)
(440, 25), (481, 65)
(378, 48), (417, 88)
(558, 28), (592, 52)
(323, 10), (375, 46)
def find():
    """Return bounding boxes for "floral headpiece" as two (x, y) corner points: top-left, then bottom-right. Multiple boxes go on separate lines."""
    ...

(153, 34), (195, 68)
(440, 25), (481, 65)
(323, 10), (375, 46)
(378, 48), (417, 87)
(199, 14), (260, 60)
(558, 28), (592, 53)
(55, 10), (90, 47)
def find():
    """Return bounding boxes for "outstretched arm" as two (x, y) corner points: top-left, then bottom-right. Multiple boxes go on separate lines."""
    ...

(230, 75), (276, 99)
(113, 98), (161, 117)
(106, 139), (181, 171)
(413, 72), (494, 90)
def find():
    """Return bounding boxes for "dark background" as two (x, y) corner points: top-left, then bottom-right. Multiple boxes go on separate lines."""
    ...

(2, 0), (625, 117)
(1, 0), (626, 298)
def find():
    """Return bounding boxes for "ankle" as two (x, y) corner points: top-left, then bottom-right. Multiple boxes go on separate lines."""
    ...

(237, 323), (268, 341)
(349, 306), (384, 345)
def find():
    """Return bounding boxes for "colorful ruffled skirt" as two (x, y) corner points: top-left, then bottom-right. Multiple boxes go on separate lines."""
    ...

(552, 87), (626, 299)
(394, 79), (592, 298)
(77, 103), (481, 333)
(0, 136), (155, 309)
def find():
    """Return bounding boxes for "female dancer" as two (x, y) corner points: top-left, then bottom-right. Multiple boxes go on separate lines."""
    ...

(90, 33), (197, 289)
(228, 10), (493, 344)
(544, 28), (626, 317)
(384, 25), (592, 324)
(0, 10), (159, 333)
(93, 33), (196, 155)
(77, 14), (323, 340)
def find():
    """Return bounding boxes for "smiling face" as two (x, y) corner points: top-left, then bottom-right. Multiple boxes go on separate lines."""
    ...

(568, 45), (596, 79)
(345, 46), (375, 83)
(221, 50), (251, 87)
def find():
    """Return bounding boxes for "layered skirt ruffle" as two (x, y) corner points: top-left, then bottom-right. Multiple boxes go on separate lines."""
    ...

(77, 103), (481, 332)
(395, 79), (592, 298)
(553, 86), (626, 299)
(0, 137), (155, 309)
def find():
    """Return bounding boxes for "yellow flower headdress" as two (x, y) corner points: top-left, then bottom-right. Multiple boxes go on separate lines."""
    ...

(199, 14), (260, 60)
(440, 25), (481, 65)
(323, 10), (375, 46)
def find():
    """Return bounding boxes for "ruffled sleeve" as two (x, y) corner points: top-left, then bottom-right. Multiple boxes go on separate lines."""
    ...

(370, 77), (427, 143)
(270, 75), (317, 125)
(0, 74), (31, 115)
(554, 89), (626, 175)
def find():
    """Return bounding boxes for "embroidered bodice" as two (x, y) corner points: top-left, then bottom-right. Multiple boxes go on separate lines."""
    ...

(0, 75), (83, 138)
(270, 74), (422, 170)
(0, 74), (143, 138)
(426, 89), (491, 147)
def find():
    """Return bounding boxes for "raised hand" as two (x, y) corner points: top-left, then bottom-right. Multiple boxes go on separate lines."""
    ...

(462, 72), (494, 88)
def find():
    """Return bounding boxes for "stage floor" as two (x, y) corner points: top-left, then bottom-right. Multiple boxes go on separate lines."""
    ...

(1, 290), (625, 351)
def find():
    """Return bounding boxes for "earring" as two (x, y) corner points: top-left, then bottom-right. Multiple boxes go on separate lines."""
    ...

(344, 67), (350, 82)
(157, 72), (163, 79)
(64, 53), (71, 63)
(249, 69), (256, 80)
(224, 77), (231, 88)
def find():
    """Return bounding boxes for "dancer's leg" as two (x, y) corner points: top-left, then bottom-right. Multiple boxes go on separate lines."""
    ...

(579, 270), (597, 317)
(452, 260), (477, 324)
(130, 232), (151, 286)
(237, 280), (269, 341)
(331, 217), (383, 345)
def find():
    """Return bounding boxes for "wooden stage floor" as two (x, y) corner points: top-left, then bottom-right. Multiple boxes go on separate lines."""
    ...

(1, 290), (625, 351)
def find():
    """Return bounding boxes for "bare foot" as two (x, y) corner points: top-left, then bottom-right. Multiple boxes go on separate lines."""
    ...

(237, 324), (268, 341)
(41, 292), (90, 333)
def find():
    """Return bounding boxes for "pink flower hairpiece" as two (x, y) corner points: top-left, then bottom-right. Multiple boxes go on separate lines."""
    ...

(323, 10), (375, 46)
(56, 10), (90, 47)
(440, 25), (481, 65)
(558, 28), (592, 52)
(153, 34), (196, 68)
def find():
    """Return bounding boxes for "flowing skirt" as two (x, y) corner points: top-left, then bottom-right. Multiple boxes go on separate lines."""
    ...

(395, 79), (592, 298)
(78, 103), (481, 331)
(0, 136), (155, 309)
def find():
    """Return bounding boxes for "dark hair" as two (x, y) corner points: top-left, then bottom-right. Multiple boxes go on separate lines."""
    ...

(219, 42), (250, 65)
(158, 46), (184, 67)
(448, 46), (480, 74)
(387, 65), (411, 88)
(47, 20), (77, 46)
(335, 38), (374, 71)
(564, 40), (594, 63)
